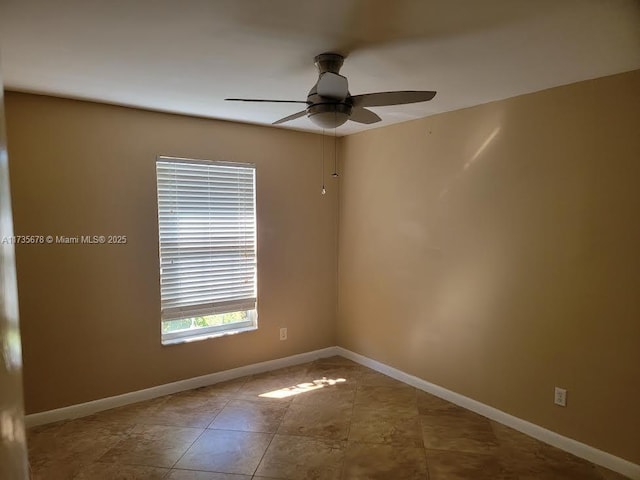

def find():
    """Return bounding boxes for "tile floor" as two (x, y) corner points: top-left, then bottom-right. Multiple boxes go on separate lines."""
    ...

(27, 356), (629, 480)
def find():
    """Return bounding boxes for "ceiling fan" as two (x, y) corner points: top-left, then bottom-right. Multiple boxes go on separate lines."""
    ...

(226, 53), (436, 129)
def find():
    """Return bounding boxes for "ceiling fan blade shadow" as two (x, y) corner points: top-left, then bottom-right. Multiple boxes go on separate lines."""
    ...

(351, 91), (436, 108)
(329, 0), (557, 58)
(273, 110), (308, 125)
(216, 1), (559, 71)
(225, 98), (308, 104)
(327, 0), (394, 57)
(349, 107), (382, 124)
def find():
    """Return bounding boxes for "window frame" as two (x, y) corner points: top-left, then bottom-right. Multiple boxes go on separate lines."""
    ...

(156, 155), (258, 345)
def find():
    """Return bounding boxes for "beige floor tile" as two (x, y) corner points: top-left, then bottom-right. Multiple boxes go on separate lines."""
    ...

(512, 461), (604, 480)
(597, 465), (633, 480)
(426, 449), (516, 479)
(313, 356), (361, 367)
(29, 418), (133, 478)
(305, 363), (366, 385)
(501, 441), (605, 479)
(491, 421), (546, 453)
(357, 370), (408, 388)
(137, 393), (228, 428)
(167, 469), (251, 479)
(26, 420), (66, 437)
(342, 442), (427, 480)
(209, 398), (288, 432)
(194, 378), (249, 397)
(421, 411), (499, 454)
(290, 376), (356, 406)
(175, 429), (272, 475)
(278, 402), (352, 440)
(349, 405), (422, 446)
(263, 364), (311, 376)
(61, 416), (135, 438)
(88, 397), (167, 425)
(416, 390), (469, 416)
(249, 366), (310, 385)
(233, 373), (308, 403)
(28, 418), (133, 458)
(25, 357), (616, 480)
(30, 461), (87, 480)
(100, 424), (203, 467)
(73, 462), (170, 479)
(255, 434), (346, 480)
(169, 386), (232, 402)
(354, 384), (417, 410)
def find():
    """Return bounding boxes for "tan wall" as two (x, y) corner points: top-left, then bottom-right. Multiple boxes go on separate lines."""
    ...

(338, 70), (640, 463)
(5, 92), (338, 414)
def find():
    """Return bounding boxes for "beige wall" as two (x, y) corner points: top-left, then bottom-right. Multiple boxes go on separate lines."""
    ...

(338, 70), (640, 463)
(5, 92), (338, 414)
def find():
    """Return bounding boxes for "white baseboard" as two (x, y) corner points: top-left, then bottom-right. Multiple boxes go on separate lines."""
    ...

(24, 346), (338, 428)
(335, 347), (640, 480)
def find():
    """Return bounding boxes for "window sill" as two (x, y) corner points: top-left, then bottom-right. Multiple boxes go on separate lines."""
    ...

(161, 325), (258, 346)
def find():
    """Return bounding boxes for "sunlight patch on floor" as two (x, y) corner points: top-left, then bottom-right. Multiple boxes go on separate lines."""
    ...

(259, 377), (346, 399)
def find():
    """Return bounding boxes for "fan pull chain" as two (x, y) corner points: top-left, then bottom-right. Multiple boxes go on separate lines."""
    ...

(321, 129), (326, 195)
(332, 118), (339, 177)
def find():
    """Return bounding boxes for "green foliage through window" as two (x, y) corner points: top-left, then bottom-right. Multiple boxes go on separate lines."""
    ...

(162, 311), (248, 334)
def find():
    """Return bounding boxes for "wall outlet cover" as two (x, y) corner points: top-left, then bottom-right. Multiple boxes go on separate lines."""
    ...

(554, 387), (567, 407)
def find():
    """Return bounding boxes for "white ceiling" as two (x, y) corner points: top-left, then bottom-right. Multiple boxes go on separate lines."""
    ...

(1, 0), (639, 135)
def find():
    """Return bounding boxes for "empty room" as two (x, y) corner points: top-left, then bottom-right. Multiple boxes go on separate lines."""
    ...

(0, 1), (639, 479)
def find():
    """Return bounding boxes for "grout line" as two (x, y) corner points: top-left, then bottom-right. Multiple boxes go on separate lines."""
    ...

(167, 389), (236, 471)
(249, 364), (305, 478)
(161, 464), (171, 479)
(204, 397), (232, 429)
(339, 375), (361, 480)
(411, 385), (432, 480)
(250, 431), (277, 478)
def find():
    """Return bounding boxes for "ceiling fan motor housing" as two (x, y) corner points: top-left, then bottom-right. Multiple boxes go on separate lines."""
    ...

(314, 53), (344, 74)
(307, 53), (351, 128)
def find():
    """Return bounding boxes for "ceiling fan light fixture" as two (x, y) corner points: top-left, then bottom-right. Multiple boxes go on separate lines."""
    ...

(226, 52), (437, 128)
(307, 103), (351, 129)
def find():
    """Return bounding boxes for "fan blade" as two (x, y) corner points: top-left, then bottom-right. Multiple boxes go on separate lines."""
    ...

(349, 107), (382, 124)
(273, 110), (308, 125)
(350, 91), (436, 108)
(225, 98), (308, 104)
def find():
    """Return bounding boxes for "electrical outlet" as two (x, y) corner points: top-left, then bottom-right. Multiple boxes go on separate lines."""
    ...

(279, 327), (287, 341)
(554, 387), (567, 407)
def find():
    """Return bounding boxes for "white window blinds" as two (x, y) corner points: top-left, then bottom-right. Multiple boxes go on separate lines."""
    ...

(156, 157), (257, 322)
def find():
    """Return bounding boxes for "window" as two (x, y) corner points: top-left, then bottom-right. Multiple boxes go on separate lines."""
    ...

(156, 156), (257, 344)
